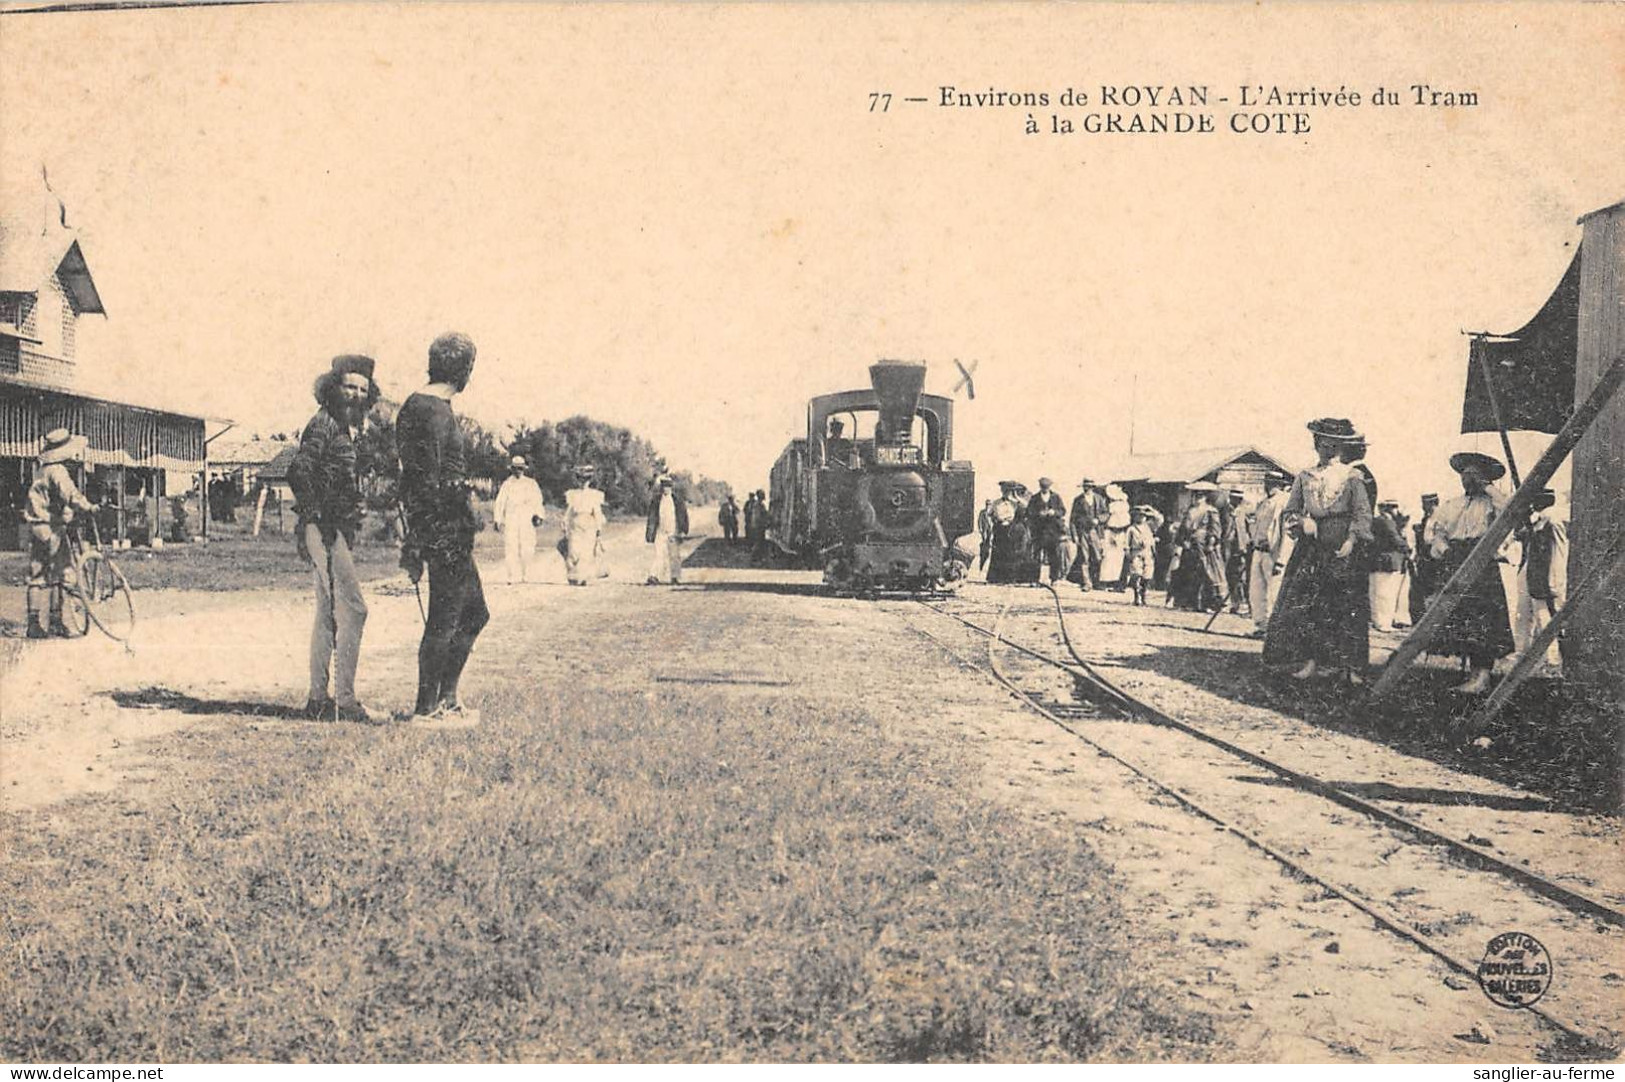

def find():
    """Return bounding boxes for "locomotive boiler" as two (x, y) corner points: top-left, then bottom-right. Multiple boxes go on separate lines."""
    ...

(769, 360), (976, 592)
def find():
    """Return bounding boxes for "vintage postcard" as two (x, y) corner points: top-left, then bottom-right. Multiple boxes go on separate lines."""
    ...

(1, 1), (1621, 1067)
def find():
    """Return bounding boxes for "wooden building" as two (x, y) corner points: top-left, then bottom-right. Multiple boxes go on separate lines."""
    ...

(1568, 199), (1625, 707)
(0, 170), (208, 548)
(1098, 445), (1297, 523)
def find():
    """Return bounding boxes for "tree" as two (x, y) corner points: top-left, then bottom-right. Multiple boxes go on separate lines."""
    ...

(506, 414), (727, 514)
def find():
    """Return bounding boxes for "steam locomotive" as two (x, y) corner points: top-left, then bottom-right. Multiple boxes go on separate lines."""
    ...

(769, 361), (976, 592)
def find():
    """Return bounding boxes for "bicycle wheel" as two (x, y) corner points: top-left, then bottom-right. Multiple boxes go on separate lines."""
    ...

(59, 574), (91, 637)
(79, 552), (136, 641)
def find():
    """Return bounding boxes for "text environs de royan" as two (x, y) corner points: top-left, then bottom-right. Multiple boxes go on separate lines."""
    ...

(935, 84), (1472, 135)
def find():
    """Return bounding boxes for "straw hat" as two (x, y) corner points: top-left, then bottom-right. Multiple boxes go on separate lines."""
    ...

(1306, 417), (1361, 441)
(1448, 451), (1507, 481)
(37, 427), (86, 466)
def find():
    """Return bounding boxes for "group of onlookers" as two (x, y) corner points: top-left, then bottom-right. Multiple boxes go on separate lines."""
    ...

(977, 416), (1568, 695)
(716, 490), (772, 559)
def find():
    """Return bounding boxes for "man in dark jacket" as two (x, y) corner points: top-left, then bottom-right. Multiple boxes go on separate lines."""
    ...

(1368, 499), (1410, 630)
(1070, 479), (1109, 590)
(397, 332), (489, 728)
(646, 475), (691, 584)
(718, 494), (741, 543)
(1027, 477), (1068, 584)
(746, 488), (770, 561)
(287, 354), (378, 722)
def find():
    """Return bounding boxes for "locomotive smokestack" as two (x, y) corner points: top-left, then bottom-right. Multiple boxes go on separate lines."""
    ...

(869, 360), (926, 445)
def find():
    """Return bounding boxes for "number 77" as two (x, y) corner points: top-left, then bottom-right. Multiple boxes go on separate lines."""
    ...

(868, 92), (891, 112)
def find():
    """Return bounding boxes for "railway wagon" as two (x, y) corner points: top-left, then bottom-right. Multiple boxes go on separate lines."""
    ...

(769, 360), (975, 592)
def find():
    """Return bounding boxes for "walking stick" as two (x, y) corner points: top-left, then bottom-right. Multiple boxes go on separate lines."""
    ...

(395, 501), (426, 623)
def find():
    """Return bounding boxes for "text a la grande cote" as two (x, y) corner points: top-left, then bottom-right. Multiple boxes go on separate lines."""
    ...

(930, 83), (1480, 136)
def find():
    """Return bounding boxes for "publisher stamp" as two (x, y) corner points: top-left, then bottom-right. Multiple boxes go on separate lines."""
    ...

(1477, 932), (1553, 1009)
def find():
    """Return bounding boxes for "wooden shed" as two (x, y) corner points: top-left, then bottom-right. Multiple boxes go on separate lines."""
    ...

(1567, 200), (1625, 707)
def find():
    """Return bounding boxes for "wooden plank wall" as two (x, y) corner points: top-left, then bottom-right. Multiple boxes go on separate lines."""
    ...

(1569, 202), (1625, 706)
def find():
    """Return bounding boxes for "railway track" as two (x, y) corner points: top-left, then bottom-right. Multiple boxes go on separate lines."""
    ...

(904, 585), (1623, 1057)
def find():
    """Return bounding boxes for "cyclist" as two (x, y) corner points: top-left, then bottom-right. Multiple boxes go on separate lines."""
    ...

(24, 428), (98, 639)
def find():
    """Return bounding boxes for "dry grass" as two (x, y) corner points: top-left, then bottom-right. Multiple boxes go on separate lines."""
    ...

(2, 678), (1219, 1062)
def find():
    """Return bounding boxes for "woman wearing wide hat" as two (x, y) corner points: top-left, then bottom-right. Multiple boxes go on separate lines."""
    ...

(1426, 451), (1515, 693)
(1262, 418), (1374, 684)
(22, 428), (98, 638)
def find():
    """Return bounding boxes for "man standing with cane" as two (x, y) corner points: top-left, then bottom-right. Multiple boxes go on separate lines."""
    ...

(288, 355), (379, 722)
(397, 332), (490, 727)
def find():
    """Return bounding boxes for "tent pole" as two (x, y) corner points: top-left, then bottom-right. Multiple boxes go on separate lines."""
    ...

(1472, 334), (1523, 489)
(1372, 351), (1625, 700)
(1465, 530), (1625, 732)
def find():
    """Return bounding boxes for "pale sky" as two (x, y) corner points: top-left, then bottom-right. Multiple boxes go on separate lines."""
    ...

(2, 2), (1620, 508)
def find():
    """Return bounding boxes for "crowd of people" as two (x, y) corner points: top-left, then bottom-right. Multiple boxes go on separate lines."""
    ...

(975, 416), (1569, 695)
(19, 368), (1568, 725)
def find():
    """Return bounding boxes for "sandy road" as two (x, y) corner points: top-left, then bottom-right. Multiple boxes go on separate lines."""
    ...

(1, 519), (1614, 1061)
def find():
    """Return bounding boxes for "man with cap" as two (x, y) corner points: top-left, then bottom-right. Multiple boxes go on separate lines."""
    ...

(287, 354), (379, 722)
(1069, 479), (1109, 590)
(1368, 498), (1410, 632)
(562, 464), (606, 585)
(1514, 488), (1567, 671)
(1171, 482), (1226, 611)
(1027, 477), (1067, 584)
(1427, 451), (1514, 693)
(22, 428), (98, 638)
(1409, 492), (1441, 624)
(745, 488), (770, 562)
(493, 455), (546, 585)
(1246, 472), (1294, 634)
(645, 474), (689, 584)
(718, 492), (741, 544)
(1222, 487), (1251, 614)
(398, 332), (489, 727)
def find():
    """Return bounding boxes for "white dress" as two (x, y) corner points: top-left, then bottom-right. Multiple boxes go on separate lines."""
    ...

(563, 487), (605, 584)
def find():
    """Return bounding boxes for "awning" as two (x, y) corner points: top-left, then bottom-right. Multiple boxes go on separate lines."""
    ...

(1462, 247), (1580, 435)
(0, 384), (204, 471)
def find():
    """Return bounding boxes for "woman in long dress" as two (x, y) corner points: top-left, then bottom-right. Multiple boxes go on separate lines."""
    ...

(1428, 452), (1516, 693)
(1263, 418), (1373, 684)
(563, 465), (606, 585)
(1097, 485), (1131, 588)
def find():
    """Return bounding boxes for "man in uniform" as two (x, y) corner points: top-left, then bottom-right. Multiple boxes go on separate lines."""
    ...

(287, 355), (378, 722)
(23, 428), (98, 639)
(398, 332), (489, 727)
(493, 455), (546, 585)
(646, 475), (690, 584)
(1027, 477), (1068, 584)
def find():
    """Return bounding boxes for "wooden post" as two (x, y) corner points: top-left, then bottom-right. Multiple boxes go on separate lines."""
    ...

(1472, 335), (1523, 489)
(116, 465), (126, 545)
(1372, 351), (1625, 699)
(252, 484), (268, 537)
(1466, 530), (1625, 731)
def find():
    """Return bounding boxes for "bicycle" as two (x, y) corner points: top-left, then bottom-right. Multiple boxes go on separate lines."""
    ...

(50, 505), (136, 643)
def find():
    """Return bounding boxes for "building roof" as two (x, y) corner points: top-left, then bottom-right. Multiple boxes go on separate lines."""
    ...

(1098, 445), (1296, 485)
(210, 437), (289, 466)
(0, 169), (105, 314)
(257, 444), (299, 482)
